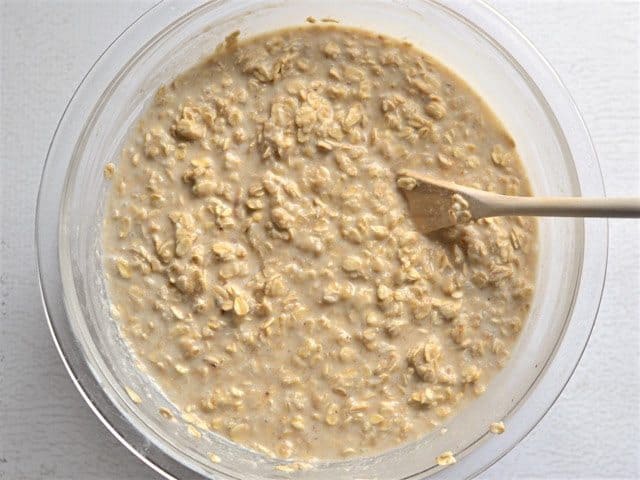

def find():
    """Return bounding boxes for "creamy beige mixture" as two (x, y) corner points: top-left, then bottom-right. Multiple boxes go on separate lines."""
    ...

(103, 25), (536, 461)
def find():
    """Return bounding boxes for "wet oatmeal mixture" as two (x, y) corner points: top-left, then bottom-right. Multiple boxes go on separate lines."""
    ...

(103, 25), (537, 460)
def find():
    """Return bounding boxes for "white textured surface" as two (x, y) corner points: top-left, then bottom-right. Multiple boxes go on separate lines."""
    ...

(0, 1), (638, 479)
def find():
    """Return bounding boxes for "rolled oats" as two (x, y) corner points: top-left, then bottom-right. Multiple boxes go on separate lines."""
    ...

(103, 25), (536, 462)
(436, 450), (456, 466)
(490, 421), (506, 434)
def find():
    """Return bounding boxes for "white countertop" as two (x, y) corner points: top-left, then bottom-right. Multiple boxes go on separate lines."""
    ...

(1, 1), (638, 479)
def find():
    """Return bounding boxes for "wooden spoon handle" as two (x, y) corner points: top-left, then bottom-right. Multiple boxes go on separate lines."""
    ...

(483, 195), (640, 218)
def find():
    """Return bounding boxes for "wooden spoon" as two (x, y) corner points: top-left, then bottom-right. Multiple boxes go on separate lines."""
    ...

(397, 170), (640, 234)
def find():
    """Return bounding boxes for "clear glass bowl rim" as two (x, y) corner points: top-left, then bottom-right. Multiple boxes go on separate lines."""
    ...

(35, 1), (608, 479)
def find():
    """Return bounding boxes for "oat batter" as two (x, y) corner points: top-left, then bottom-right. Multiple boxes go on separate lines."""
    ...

(102, 25), (536, 460)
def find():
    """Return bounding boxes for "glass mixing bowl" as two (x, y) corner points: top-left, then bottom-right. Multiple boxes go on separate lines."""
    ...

(36, 1), (607, 478)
